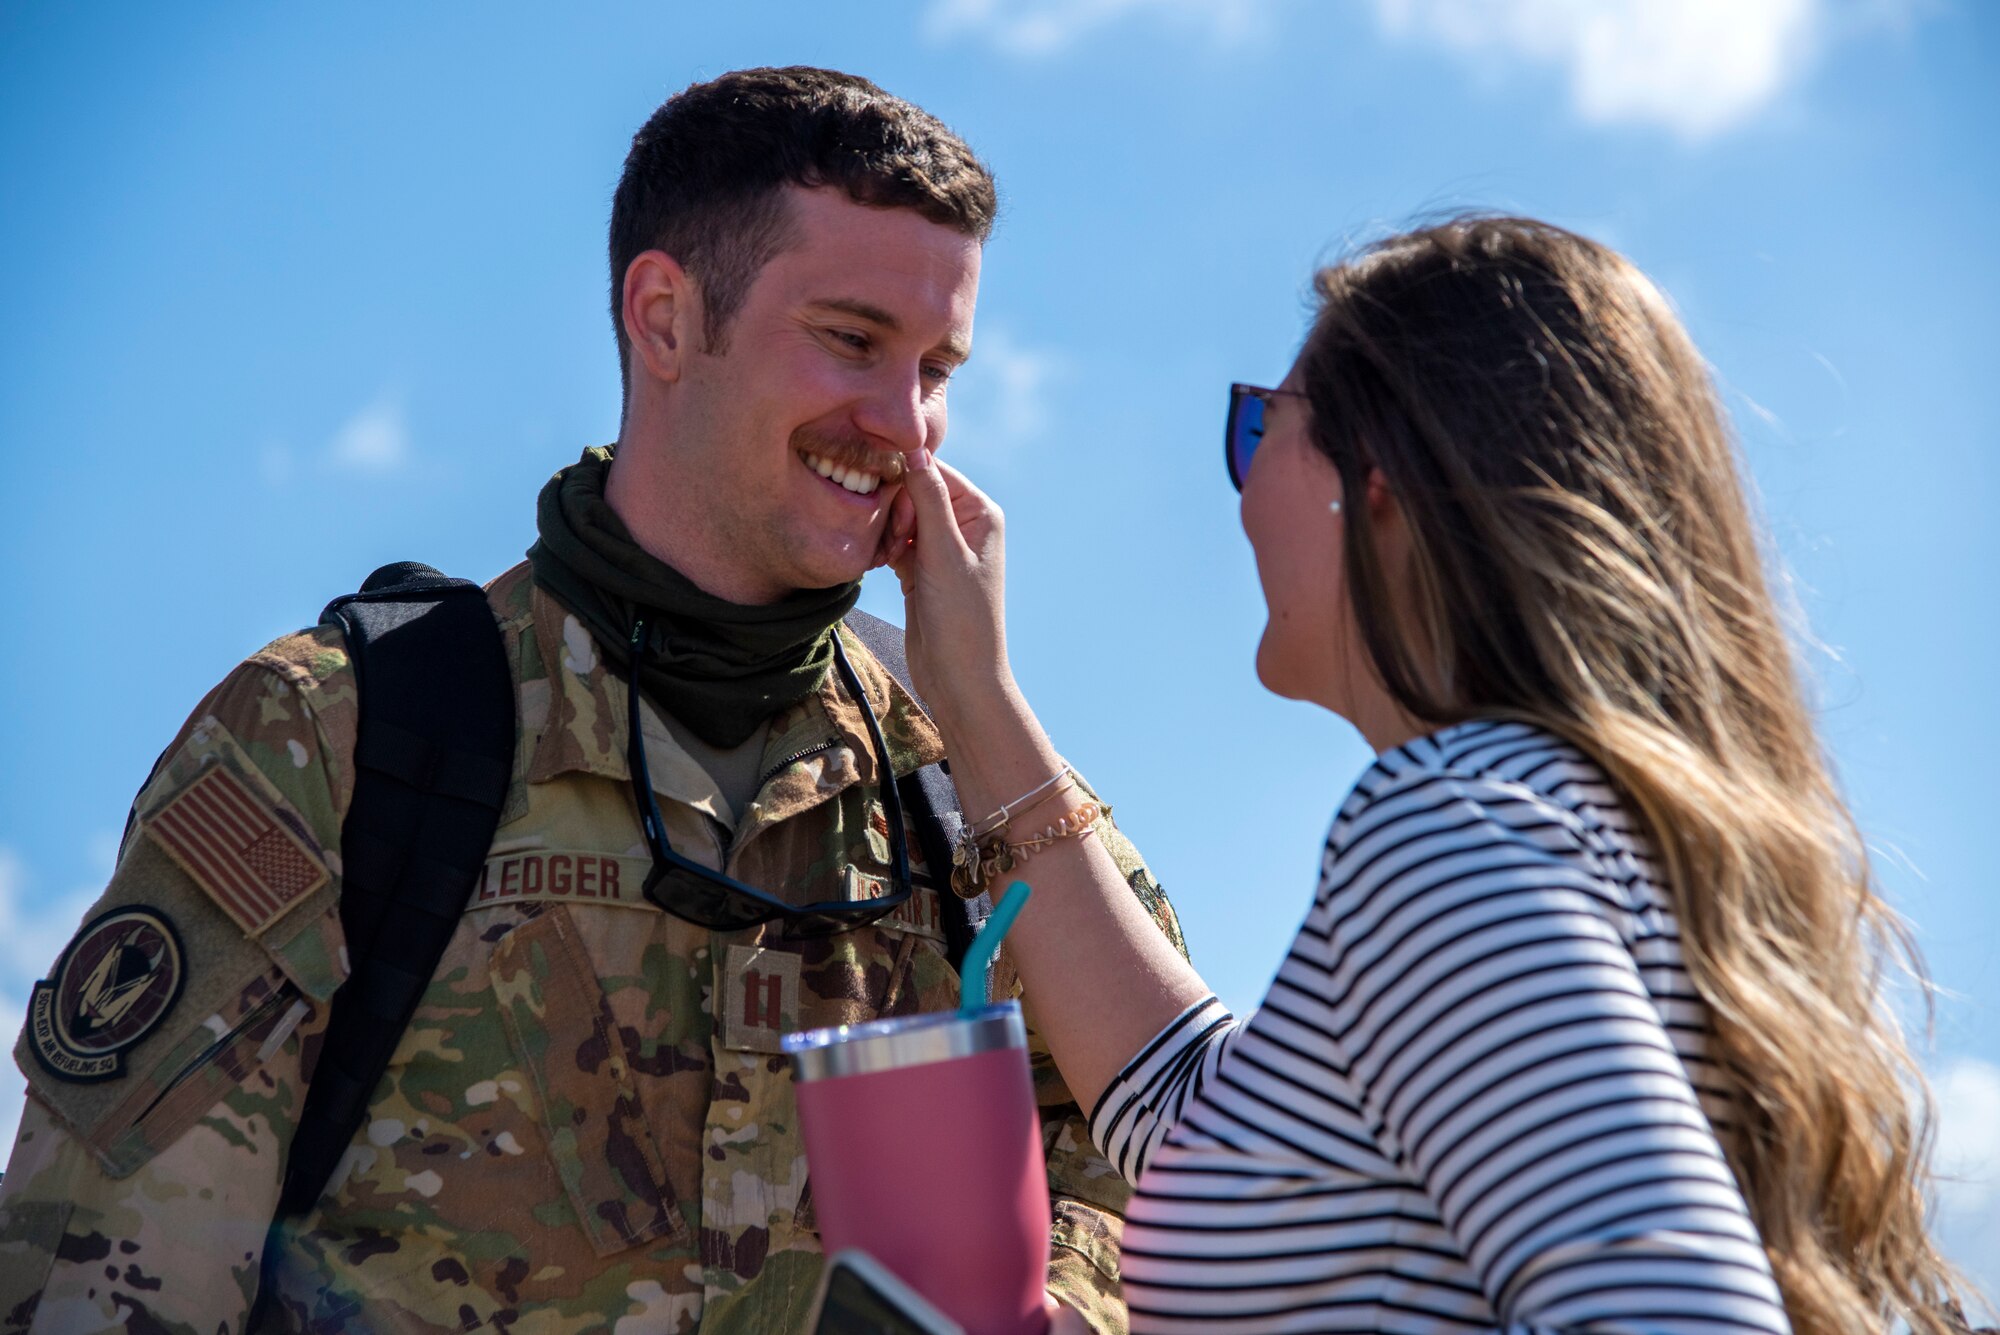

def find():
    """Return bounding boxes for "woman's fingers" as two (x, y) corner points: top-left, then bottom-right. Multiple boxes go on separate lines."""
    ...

(930, 456), (1003, 556)
(868, 487), (917, 570)
(934, 456), (993, 518)
(899, 447), (976, 563)
(891, 446), (1013, 719)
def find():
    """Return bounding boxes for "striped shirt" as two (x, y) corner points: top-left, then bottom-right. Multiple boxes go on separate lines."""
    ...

(1090, 721), (1790, 1334)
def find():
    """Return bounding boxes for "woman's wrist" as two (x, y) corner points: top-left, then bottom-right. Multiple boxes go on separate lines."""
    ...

(932, 673), (1034, 754)
(935, 692), (1068, 821)
(924, 660), (1023, 745)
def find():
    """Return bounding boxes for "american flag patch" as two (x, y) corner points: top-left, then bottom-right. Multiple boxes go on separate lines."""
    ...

(143, 766), (329, 937)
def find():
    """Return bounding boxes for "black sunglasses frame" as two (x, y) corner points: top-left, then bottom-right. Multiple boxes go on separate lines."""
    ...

(625, 618), (914, 937)
(1224, 382), (1309, 492)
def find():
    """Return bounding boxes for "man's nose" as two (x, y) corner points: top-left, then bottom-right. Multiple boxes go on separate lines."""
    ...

(851, 370), (930, 454)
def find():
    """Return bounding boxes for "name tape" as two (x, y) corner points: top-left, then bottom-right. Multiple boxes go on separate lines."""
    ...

(468, 850), (945, 941)
(471, 852), (650, 910)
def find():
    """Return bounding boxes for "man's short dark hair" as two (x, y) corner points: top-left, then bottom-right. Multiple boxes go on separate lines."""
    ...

(609, 66), (998, 390)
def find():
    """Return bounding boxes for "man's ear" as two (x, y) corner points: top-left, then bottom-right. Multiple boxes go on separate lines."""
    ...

(622, 250), (701, 385)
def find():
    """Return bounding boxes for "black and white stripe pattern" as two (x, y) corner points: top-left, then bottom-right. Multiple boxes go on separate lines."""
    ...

(1091, 721), (1789, 1333)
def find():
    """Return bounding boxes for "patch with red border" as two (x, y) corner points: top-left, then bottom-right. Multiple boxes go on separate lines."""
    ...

(29, 906), (187, 1083)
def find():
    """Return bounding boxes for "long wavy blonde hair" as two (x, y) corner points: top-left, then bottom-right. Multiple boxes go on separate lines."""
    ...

(1300, 216), (1975, 1335)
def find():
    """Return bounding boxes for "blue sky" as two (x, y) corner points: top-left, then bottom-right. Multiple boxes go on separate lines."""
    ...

(2, 0), (1994, 1296)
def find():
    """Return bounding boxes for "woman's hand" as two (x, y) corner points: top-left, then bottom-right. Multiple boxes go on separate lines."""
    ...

(1042, 1291), (1091, 1333)
(881, 446), (1213, 1120)
(882, 448), (1018, 735)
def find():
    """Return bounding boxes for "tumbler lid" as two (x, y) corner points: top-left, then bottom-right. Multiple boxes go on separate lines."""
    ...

(783, 1000), (1024, 1081)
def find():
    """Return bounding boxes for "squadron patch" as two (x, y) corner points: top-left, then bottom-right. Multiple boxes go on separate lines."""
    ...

(30, 906), (187, 1083)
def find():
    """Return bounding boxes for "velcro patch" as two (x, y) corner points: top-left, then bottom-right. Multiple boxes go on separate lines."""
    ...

(849, 867), (946, 944)
(721, 944), (802, 1054)
(882, 890), (946, 943)
(142, 765), (329, 937)
(29, 906), (187, 1083)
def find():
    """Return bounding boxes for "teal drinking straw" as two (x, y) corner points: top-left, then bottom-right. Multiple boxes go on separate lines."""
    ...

(958, 881), (1032, 1015)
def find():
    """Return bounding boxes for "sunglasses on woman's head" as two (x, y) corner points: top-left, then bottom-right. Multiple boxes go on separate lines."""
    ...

(1224, 383), (1309, 492)
(625, 618), (914, 936)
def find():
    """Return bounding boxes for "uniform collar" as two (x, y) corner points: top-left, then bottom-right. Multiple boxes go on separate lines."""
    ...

(521, 580), (945, 827)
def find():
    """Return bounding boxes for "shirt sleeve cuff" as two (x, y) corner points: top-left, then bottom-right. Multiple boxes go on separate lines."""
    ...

(1086, 995), (1235, 1183)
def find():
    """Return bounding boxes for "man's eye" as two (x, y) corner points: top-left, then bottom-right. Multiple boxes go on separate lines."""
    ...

(922, 363), (954, 384)
(829, 329), (870, 352)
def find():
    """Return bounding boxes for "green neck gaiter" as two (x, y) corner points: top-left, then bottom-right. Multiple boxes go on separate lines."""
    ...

(527, 446), (860, 748)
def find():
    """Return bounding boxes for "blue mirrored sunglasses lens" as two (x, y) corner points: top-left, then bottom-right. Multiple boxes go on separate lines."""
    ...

(1230, 392), (1266, 488)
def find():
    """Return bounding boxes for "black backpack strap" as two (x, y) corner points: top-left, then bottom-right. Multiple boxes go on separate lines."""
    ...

(278, 563), (515, 1219)
(842, 610), (990, 972)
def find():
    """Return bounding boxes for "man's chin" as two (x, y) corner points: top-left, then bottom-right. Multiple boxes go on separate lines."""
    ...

(791, 547), (881, 592)
(768, 514), (894, 592)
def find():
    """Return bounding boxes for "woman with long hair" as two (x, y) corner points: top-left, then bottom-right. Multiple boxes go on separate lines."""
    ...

(887, 216), (1976, 1333)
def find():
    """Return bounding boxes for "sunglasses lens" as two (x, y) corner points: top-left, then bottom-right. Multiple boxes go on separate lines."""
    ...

(644, 862), (770, 930)
(643, 858), (910, 938)
(790, 900), (897, 938)
(1227, 388), (1266, 490)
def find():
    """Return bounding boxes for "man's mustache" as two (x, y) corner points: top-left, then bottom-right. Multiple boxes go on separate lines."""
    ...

(790, 423), (908, 485)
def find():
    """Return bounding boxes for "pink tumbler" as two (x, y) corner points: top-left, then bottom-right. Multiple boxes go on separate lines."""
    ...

(785, 1001), (1050, 1335)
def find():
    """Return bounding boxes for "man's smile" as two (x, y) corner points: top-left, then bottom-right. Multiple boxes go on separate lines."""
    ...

(800, 447), (889, 497)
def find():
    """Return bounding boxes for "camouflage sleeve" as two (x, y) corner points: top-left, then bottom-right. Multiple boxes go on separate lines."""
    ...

(0, 632), (355, 1334)
(1007, 794), (1189, 1335)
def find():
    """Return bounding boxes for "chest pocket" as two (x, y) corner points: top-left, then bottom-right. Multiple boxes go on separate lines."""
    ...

(489, 908), (688, 1256)
(767, 884), (960, 1047)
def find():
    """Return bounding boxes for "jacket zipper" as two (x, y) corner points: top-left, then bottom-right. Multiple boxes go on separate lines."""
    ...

(752, 738), (840, 795)
(722, 738), (843, 865)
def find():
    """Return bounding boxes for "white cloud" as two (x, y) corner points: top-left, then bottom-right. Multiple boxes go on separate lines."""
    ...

(1372, 0), (1839, 142)
(0, 846), (24, 931)
(326, 398), (410, 475)
(941, 327), (1065, 462)
(0, 992), (22, 1163)
(924, 0), (1272, 57)
(0, 845), (111, 1160)
(0, 846), (102, 983)
(929, 0), (1921, 142)
(1934, 1056), (2000, 1212)
(1932, 1056), (2000, 1302)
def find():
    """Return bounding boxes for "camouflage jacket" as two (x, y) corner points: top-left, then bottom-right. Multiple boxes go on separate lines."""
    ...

(0, 562), (1188, 1334)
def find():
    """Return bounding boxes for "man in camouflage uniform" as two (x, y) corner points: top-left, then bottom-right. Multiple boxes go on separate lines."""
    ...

(0, 67), (1185, 1332)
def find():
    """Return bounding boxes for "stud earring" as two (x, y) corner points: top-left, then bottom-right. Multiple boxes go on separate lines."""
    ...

(1329, 500), (1343, 516)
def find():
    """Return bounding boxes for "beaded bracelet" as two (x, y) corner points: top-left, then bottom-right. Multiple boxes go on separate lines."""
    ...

(950, 798), (1107, 900)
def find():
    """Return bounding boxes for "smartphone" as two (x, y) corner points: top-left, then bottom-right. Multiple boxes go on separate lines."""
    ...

(806, 1249), (965, 1335)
